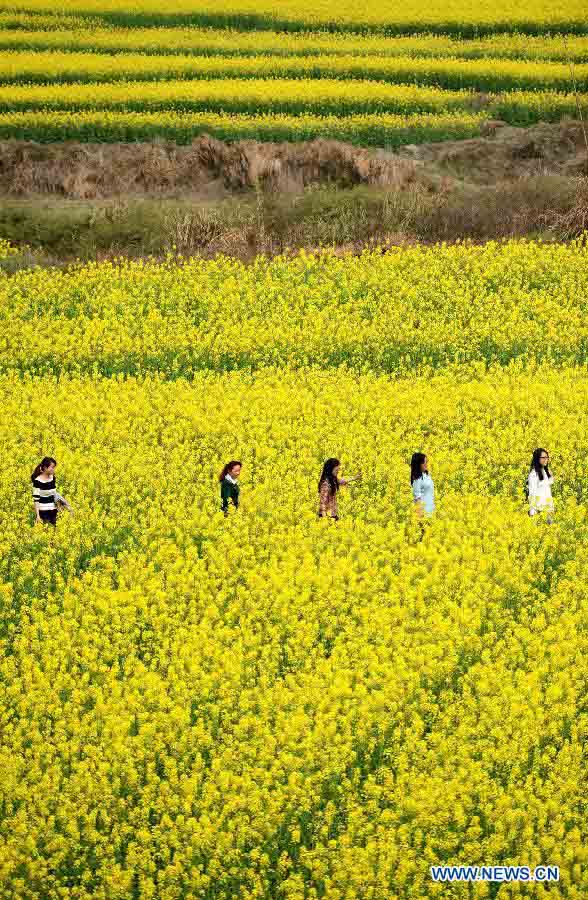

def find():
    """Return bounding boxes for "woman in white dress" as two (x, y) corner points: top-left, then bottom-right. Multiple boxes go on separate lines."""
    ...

(527, 448), (554, 524)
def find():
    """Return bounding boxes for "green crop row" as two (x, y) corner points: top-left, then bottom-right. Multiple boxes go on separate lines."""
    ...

(1, 26), (588, 63)
(0, 108), (487, 146)
(0, 11), (104, 31)
(0, 79), (474, 117)
(0, 49), (586, 93)
(0, 78), (585, 126)
(0, 0), (586, 36)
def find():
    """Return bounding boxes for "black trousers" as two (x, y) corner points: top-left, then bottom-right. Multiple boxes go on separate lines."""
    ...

(39, 509), (58, 526)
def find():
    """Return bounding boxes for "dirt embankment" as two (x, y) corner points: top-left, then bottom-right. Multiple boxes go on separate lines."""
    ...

(1, 121), (587, 268)
(1, 120), (586, 200)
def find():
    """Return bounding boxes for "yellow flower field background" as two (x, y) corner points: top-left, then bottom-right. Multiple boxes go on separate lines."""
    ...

(0, 0), (586, 145)
(0, 0), (585, 32)
(2, 240), (588, 896)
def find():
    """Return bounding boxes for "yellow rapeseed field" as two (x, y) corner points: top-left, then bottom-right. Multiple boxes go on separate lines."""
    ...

(1, 50), (585, 93)
(0, 3), (586, 145)
(1, 240), (588, 896)
(0, 0), (585, 32)
(0, 107), (486, 146)
(1, 26), (588, 62)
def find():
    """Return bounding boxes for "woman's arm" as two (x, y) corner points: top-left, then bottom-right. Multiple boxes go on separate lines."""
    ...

(338, 472), (362, 486)
(32, 483), (41, 523)
(318, 480), (330, 517)
(55, 491), (73, 512)
(220, 480), (231, 514)
(412, 478), (424, 519)
(528, 471), (539, 515)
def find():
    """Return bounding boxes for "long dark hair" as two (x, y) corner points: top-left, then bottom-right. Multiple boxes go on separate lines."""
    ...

(31, 456), (56, 483)
(410, 452), (427, 485)
(530, 448), (551, 481)
(219, 460), (242, 483)
(318, 458), (340, 495)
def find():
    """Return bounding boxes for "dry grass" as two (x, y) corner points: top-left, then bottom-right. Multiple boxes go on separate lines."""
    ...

(539, 176), (588, 239)
(2, 121), (587, 202)
(0, 135), (418, 200)
(1, 174), (585, 271)
(1, 122), (587, 267)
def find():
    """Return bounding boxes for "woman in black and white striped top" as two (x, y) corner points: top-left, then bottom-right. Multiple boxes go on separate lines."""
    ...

(31, 456), (72, 526)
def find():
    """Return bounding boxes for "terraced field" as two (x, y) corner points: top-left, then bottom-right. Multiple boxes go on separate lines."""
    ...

(0, 5), (586, 145)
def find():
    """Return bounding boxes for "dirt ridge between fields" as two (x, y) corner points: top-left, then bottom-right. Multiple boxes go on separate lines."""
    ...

(1, 119), (586, 200)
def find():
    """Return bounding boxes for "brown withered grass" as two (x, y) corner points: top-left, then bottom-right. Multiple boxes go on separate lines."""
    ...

(0, 122), (586, 268)
(0, 135), (418, 200)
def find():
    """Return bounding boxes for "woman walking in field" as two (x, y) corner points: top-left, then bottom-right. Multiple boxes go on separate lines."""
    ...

(410, 452), (435, 537)
(32, 456), (73, 526)
(318, 458), (362, 521)
(220, 460), (242, 516)
(527, 447), (554, 523)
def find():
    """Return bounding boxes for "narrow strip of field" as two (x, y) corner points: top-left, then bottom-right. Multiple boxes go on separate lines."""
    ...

(0, 49), (586, 92)
(0, 108), (487, 146)
(1, 26), (588, 63)
(0, 80), (584, 137)
(1, 0), (587, 35)
(0, 79), (475, 116)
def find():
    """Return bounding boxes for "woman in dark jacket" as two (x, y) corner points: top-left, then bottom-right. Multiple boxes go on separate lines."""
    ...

(219, 460), (242, 515)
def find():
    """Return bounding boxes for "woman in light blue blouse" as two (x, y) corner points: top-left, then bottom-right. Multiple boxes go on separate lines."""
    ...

(410, 452), (435, 535)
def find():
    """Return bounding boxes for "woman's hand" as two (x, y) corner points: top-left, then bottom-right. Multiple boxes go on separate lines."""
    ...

(340, 472), (362, 486)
